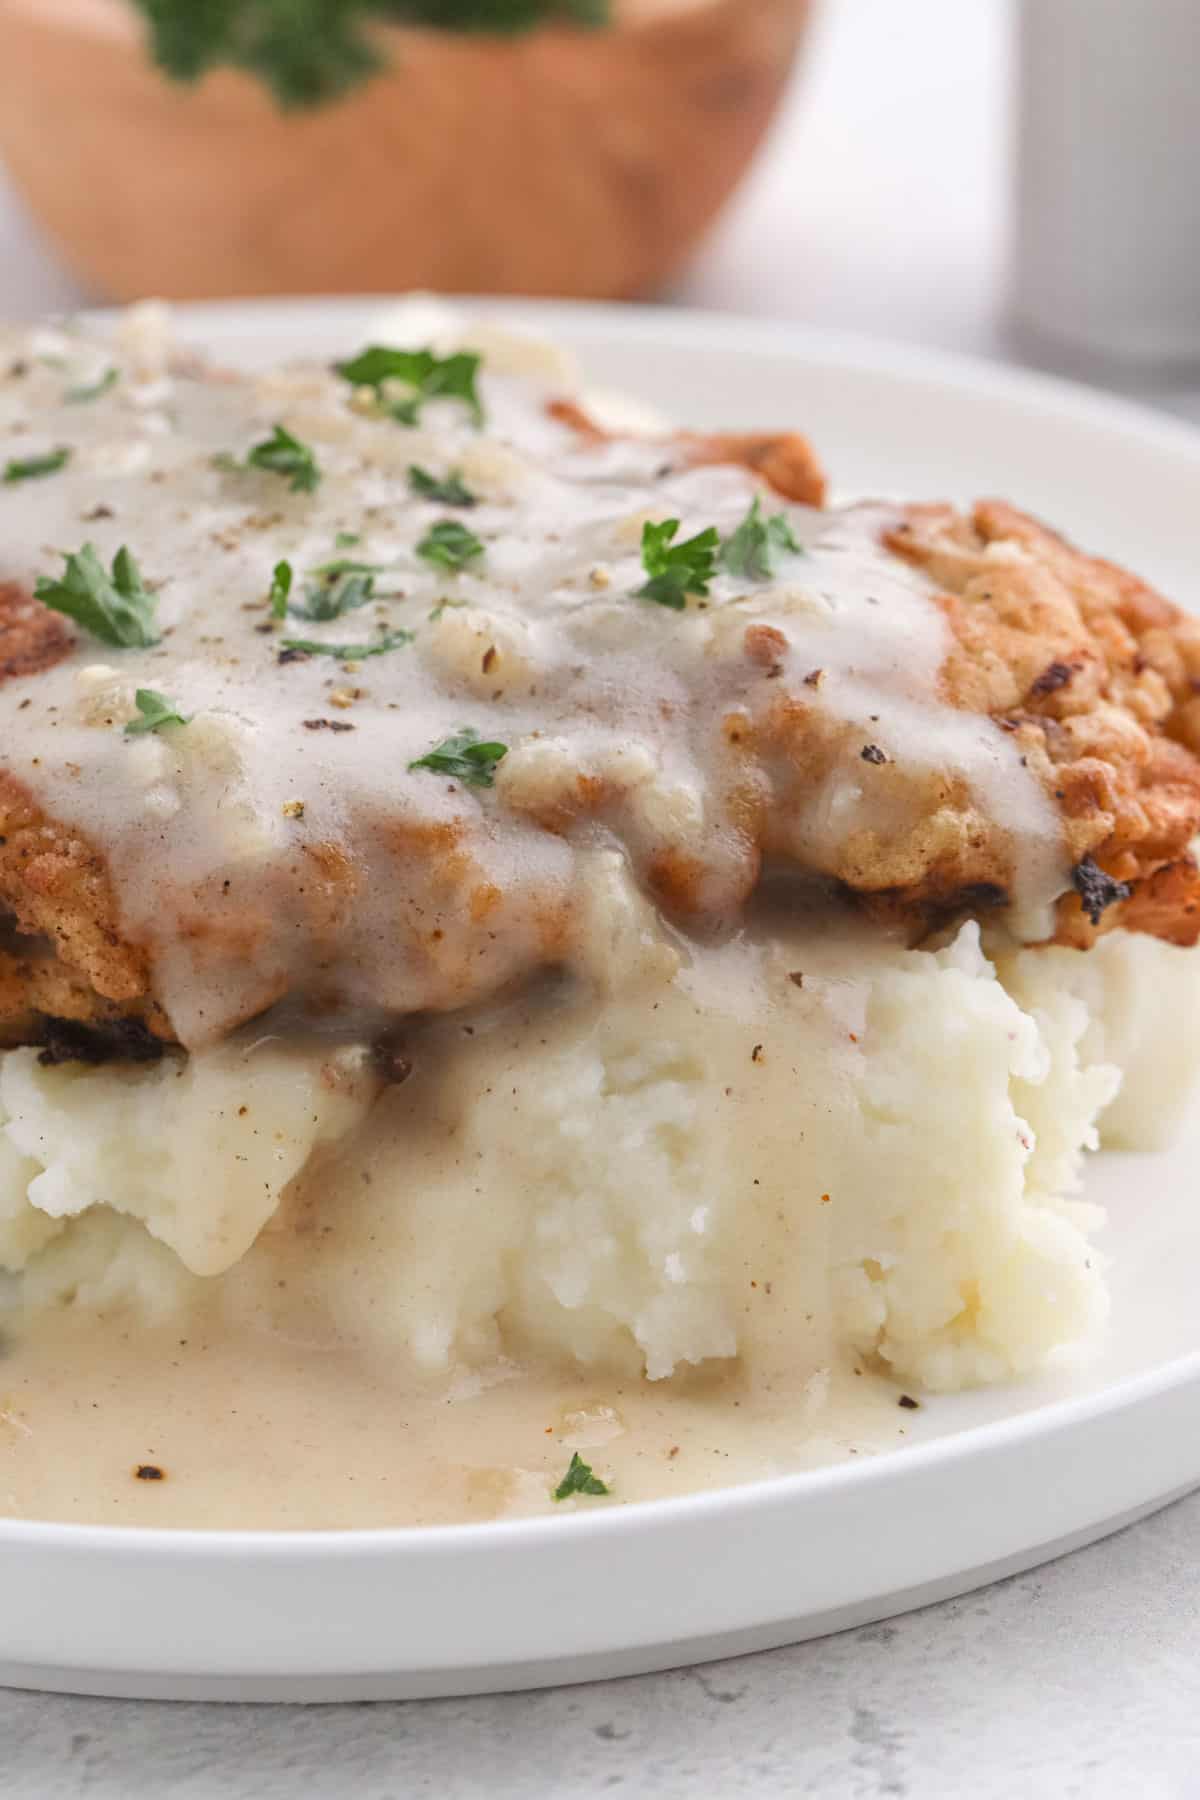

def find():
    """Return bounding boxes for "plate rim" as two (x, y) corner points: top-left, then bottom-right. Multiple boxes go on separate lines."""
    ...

(98, 292), (1200, 462)
(2, 1341), (1198, 1558)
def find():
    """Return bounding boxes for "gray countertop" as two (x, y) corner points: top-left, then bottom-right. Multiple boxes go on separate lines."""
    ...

(3, 2), (1200, 1792)
(3, 1490), (1199, 1798)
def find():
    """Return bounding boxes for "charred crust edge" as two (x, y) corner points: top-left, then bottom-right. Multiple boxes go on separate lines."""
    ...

(1028, 660), (1076, 699)
(36, 1015), (167, 1068)
(1070, 856), (1132, 926)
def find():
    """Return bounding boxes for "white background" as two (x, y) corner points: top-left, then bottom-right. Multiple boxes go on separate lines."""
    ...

(3, 2), (1200, 1793)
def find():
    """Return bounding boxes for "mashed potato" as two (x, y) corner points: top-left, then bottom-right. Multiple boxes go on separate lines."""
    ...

(0, 1038), (377, 1280)
(3, 850), (1196, 1399)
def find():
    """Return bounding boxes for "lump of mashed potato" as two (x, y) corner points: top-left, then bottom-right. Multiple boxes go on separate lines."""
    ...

(830, 928), (1116, 1391)
(0, 1039), (378, 1279)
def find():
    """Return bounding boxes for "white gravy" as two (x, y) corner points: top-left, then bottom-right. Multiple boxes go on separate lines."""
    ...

(0, 1311), (918, 1530)
(0, 309), (1067, 1050)
(0, 309), (1071, 1528)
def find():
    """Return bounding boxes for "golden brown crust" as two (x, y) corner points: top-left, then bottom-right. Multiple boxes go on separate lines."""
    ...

(0, 580), (74, 682)
(673, 430), (827, 507)
(1114, 856), (1200, 947)
(4, 490), (1199, 1061)
(887, 500), (1200, 946)
(0, 769), (169, 1028)
(0, 579), (170, 1042)
(544, 397), (608, 442)
(546, 399), (828, 506)
(0, 944), (169, 1051)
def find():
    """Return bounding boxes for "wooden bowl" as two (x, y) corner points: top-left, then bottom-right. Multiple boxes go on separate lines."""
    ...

(0, 0), (812, 303)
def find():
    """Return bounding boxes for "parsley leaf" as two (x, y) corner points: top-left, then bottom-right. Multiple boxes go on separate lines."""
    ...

(273, 557), (397, 624)
(35, 543), (159, 648)
(336, 346), (484, 427)
(719, 497), (803, 581)
(408, 727), (508, 787)
(219, 424), (321, 493)
(4, 447), (71, 484)
(268, 559), (294, 617)
(307, 557), (387, 578)
(247, 423), (321, 493)
(634, 518), (720, 610)
(408, 464), (477, 508)
(134, 0), (383, 108)
(124, 688), (190, 736)
(65, 367), (119, 405)
(417, 519), (485, 574)
(133, 1), (610, 110)
(291, 568), (378, 621)
(553, 1452), (610, 1501)
(281, 629), (413, 660)
(334, 530), (361, 549)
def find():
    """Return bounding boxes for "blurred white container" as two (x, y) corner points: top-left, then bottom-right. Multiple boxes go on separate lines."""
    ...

(1014, 0), (1200, 367)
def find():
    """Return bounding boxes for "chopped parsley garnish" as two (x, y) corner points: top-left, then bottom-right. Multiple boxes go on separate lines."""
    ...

(281, 628), (413, 660)
(719, 497), (803, 581)
(408, 464), (477, 508)
(273, 557), (398, 624)
(417, 518), (485, 574)
(307, 557), (387, 579)
(408, 727), (508, 787)
(65, 366), (118, 405)
(634, 518), (720, 610)
(247, 423), (322, 493)
(553, 1453), (610, 1501)
(35, 543), (159, 648)
(292, 568), (378, 621)
(335, 346), (484, 427)
(268, 560), (294, 617)
(218, 424), (321, 493)
(429, 596), (467, 621)
(335, 530), (361, 549)
(124, 688), (190, 736)
(4, 447), (71, 484)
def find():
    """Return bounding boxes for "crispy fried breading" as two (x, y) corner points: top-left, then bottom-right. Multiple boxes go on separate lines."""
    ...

(0, 770), (168, 1036)
(546, 399), (828, 505)
(0, 579), (73, 680)
(673, 430), (827, 506)
(887, 500), (1200, 945)
(0, 944), (167, 1053)
(5, 482), (1200, 1059)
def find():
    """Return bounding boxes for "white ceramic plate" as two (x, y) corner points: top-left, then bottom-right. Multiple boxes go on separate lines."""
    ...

(4, 298), (1200, 1703)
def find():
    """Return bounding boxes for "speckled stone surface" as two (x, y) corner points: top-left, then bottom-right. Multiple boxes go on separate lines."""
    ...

(3, 1490), (1200, 1798)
